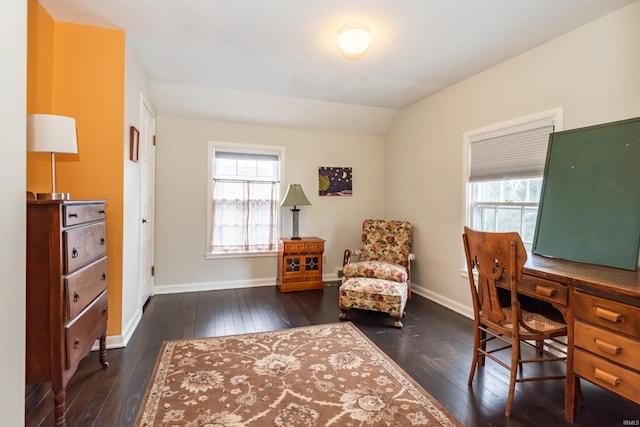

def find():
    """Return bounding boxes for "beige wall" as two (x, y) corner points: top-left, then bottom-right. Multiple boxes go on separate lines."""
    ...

(154, 116), (385, 292)
(1, 0), (26, 423)
(386, 1), (640, 317)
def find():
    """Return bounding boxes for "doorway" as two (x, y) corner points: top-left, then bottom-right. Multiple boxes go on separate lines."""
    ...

(139, 98), (155, 305)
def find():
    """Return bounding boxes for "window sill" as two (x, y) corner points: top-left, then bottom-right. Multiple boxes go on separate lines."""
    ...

(205, 250), (278, 260)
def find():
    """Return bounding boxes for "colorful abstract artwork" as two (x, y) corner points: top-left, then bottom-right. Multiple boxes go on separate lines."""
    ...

(319, 166), (352, 196)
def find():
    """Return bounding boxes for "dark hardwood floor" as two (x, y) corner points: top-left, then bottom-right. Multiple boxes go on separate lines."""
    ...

(25, 283), (639, 426)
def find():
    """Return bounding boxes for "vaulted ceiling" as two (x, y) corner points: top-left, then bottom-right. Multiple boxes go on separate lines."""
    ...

(39, 0), (637, 134)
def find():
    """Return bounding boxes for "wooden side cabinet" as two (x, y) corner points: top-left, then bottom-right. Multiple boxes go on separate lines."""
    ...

(26, 200), (109, 427)
(277, 237), (325, 292)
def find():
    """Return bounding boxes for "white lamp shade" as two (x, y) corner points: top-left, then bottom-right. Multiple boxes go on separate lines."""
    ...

(338, 23), (371, 56)
(281, 184), (311, 207)
(27, 114), (78, 154)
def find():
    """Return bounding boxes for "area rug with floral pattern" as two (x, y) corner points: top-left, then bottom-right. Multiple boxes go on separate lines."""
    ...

(135, 322), (462, 426)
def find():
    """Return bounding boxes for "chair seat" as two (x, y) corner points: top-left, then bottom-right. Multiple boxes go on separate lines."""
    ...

(500, 307), (567, 335)
(343, 260), (408, 283)
(339, 277), (408, 317)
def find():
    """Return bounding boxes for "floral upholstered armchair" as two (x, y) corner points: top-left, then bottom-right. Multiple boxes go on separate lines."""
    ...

(339, 219), (414, 328)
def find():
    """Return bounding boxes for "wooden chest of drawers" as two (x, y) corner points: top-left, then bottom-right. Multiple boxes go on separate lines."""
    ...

(26, 200), (109, 426)
(573, 289), (640, 405)
(277, 237), (325, 292)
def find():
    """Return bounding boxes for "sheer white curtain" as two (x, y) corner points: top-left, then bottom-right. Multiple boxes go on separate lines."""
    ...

(211, 178), (278, 252)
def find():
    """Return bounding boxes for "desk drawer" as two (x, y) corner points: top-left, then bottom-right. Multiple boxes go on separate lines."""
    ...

(574, 349), (640, 404)
(574, 321), (640, 371)
(519, 275), (567, 306)
(574, 291), (640, 338)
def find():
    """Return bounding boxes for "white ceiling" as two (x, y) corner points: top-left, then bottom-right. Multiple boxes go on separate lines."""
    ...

(39, 0), (637, 135)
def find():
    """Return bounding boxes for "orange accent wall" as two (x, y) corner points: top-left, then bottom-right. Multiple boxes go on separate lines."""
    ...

(27, 0), (125, 335)
(26, 0), (54, 190)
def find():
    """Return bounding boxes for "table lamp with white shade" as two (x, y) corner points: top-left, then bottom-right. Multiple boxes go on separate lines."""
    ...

(27, 114), (78, 200)
(280, 184), (311, 240)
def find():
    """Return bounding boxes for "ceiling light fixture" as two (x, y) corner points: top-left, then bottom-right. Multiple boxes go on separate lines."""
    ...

(337, 23), (371, 57)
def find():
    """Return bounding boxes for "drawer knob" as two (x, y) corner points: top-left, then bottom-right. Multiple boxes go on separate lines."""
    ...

(99, 210), (106, 215)
(595, 306), (622, 323)
(102, 272), (107, 281)
(73, 292), (80, 302)
(535, 284), (556, 297)
(103, 308), (108, 317)
(68, 213), (78, 218)
(594, 368), (620, 386)
(100, 237), (106, 246)
(74, 338), (80, 349)
(71, 248), (79, 258)
(594, 339), (621, 355)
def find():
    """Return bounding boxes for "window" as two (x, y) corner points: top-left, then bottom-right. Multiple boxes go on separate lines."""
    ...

(464, 109), (563, 250)
(470, 178), (542, 249)
(207, 143), (284, 256)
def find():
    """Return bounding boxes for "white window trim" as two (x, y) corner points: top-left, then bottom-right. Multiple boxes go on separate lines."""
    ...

(459, 107), (564, 276)
(205, 141), (286, 259)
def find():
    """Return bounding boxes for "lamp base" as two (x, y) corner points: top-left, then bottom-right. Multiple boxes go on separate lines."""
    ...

(36, 192), (71, 201)
(290, 208), (301, 240)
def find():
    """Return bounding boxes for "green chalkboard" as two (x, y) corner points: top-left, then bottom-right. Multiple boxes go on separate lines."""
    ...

(532, 117), (640, 270)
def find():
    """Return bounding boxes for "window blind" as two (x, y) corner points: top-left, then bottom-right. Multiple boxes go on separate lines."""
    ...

(215, 151), (279, 162)
(469, 118), (554, 182)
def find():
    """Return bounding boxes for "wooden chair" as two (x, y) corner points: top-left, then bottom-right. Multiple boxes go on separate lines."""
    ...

(462, 226), (568, 417)
(339, 219), (413, 328)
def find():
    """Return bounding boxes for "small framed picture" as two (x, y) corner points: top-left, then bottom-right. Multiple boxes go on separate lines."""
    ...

(319, 166), (352, 196)
(130, 126), (139, 162)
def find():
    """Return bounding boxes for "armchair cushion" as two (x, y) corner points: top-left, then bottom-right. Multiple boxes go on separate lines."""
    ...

(359, 220), (412, 269)
(343, 260), (408, 283)
(339, 278), (408, 317)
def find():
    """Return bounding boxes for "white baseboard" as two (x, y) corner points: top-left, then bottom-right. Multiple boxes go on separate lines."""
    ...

(91, 305), (142, 351)
(154, 273), (342, 295)
(91, 333), (125, 352)
(120, 306), (143, 346)
(154, 278), (276, 294)
(410, 283), (473, 320)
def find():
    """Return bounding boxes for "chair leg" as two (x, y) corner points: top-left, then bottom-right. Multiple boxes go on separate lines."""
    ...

(505, 337), (520, 417)
(390, 314), (403, 328)
(518, 340), (524, 373)
(478, 329), (487, 367)
(576, 377), (583, 403)
(468, 326), (481, 385)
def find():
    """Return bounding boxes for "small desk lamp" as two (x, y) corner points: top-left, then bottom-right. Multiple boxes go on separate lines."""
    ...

(281, 184), (311, 240)
(27, 114), (78, 200)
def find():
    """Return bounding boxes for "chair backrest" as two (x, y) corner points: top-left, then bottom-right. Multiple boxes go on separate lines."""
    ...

(359, 219), (412, 268)
(462, 226), (527, 325)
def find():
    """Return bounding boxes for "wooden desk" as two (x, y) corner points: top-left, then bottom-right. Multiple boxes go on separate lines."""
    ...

(523, 254), (640, 422)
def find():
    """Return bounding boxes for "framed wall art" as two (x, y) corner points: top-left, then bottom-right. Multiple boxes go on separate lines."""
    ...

(318, 166), (352, 196)
(130, 126), (139, 162)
